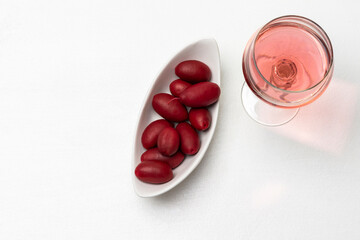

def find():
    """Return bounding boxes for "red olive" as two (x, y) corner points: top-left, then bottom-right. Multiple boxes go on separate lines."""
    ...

(135, 160), (173, 184)
(176, 122), (200, 155)
(189, 108), (211, 131)
(152, 93), (188, 122)
(175, 60), (211, 83)
(141, 119), (173, 149)
(157, 127), (180, 156)
(179, 82), (220, 107)
(169, 79), (192, 97)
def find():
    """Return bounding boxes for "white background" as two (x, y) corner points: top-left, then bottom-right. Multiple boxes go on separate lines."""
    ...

(0, 0), (360, 239)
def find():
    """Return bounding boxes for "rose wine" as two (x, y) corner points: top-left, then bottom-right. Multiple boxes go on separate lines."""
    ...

(243, 16), (334, 108)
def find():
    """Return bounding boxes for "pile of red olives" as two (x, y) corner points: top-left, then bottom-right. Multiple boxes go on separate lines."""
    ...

(135, 60), (221, 184)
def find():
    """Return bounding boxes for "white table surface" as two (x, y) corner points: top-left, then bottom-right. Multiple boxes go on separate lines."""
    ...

(1, 0), (360, 239)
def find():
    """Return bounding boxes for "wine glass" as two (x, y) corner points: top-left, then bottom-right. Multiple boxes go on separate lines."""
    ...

(242, 15), (334, 126)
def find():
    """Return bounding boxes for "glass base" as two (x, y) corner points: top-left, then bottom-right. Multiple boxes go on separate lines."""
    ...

(241, 82), (299, 126)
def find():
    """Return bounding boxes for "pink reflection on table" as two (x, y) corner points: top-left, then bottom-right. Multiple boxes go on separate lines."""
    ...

(272, 78), (359, 154)
(252, 182), (285, 209)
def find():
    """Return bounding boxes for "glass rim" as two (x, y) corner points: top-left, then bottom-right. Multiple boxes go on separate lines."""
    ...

(252, 15), (334, 94)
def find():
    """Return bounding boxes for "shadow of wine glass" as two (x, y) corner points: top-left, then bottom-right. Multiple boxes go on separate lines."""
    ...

(271, 77), (359, 155)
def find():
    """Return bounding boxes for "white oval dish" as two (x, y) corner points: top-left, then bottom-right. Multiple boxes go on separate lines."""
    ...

(132, 39), (221, 197)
